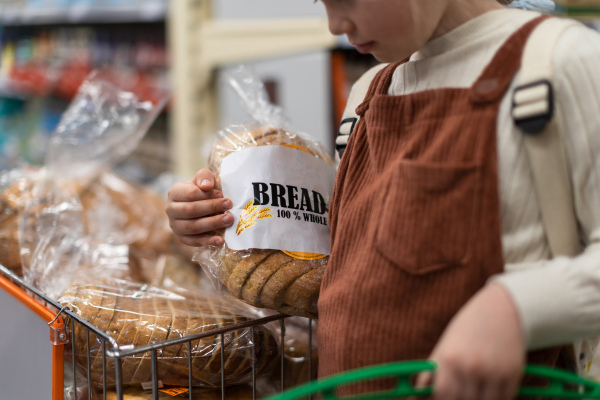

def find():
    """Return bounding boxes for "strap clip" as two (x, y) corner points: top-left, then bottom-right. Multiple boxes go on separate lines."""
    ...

(512, 79), (554, 135)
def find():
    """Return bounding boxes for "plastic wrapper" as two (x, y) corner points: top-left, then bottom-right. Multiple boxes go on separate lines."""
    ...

(0, 167), (39, 276)
(58, 279), (279, 389)
(0, 68), (169, 299)
(194, 67), (335, 320)
(79, 170), (187, 284)
(263, 316), (318, 395)
(0, 169), (175, 283)
(153, 253), (215, 294)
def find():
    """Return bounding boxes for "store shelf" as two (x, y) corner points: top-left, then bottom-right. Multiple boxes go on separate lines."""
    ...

(168, 0), (337, 177)
(0, 2), (166, 25)
(0, 0), (339, 179)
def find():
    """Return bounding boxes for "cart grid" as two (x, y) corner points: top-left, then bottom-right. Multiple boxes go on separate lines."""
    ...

(0, 264), (315, 400)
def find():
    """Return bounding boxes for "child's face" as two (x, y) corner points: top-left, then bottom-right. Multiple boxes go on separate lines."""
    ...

(320, 0), (449, 62)
(320, 0), (499, 63)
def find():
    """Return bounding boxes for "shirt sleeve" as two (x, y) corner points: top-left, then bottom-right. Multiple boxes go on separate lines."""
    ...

(492, 23), (600, 350)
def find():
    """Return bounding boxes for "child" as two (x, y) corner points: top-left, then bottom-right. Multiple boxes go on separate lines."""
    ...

(166, 1), (600, 398)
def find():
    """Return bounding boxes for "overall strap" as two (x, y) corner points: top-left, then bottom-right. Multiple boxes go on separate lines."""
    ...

(471, 15), (552, 104)
(355, 60), (405, 117)
(513, 17), (582, 257)
(335, 62), (402, 159)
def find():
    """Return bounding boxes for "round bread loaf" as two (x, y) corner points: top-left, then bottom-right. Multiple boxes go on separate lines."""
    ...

(0, 175), (52, 276)
(0, 170), (186, 280)
(0, 217), (23, 275)
(207, 127), (333, 319)
(79, 171), (174, 258)
(59, 282), (279, 388)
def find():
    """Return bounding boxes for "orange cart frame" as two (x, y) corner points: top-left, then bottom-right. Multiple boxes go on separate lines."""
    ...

(0, 264), (314, 400)
(0, 266), (66, 400)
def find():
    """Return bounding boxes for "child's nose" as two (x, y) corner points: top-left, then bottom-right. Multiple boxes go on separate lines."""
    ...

(326, 11), (354, 36)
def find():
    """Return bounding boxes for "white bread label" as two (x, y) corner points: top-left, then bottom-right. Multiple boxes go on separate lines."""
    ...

(221, 145), (335, 254)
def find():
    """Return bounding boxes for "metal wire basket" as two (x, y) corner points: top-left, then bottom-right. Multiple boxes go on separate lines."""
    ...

(0, 264), (316, 400)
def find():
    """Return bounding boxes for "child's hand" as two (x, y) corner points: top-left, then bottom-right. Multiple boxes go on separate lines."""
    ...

(166, 169), (234, 247)
(418, 283), (525, 400)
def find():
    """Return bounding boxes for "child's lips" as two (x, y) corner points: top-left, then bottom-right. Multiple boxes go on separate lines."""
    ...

(353, 41), (375, 54)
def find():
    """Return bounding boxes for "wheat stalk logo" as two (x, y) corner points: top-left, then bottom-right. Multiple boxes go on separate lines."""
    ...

(236, 200), (273, 235)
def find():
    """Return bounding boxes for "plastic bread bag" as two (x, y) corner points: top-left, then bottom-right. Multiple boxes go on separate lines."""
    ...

(0, 167), (40, 276)
(276, 316), (318, 389)
(0, 165), (92, 282)
(194, 66), (335, 319)
(79, 170), (187, 284)
(0, 169), (186, 286)
(58, 279), (280, 389)
(254, 316), (318, 398)
(153, 252), (215, 294)
(9, 68), (168, 298)
(63, 355), (102, 400)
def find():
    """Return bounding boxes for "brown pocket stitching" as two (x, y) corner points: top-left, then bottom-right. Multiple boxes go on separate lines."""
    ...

(374, 161), (481, 275)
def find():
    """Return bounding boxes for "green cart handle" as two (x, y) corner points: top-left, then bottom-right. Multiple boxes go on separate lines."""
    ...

(264, 360), (600, 400)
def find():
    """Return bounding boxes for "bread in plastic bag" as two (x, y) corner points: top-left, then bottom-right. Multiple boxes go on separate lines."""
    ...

(58, 279), (279, 388)
(194, 67), (335, 319)
(267, 316), (318, 392)
(0, 68), (169, 298)
(0, 168), (177, 284)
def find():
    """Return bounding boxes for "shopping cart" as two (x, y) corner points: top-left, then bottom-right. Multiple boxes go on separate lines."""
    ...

(0, 264), (315, 400)
(263, 360), (600, 400)
(5, 260), (600, 400)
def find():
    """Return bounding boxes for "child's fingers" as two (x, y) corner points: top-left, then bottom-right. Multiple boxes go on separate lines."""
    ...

(170, 213), (234, 237)
(415, 371), (433, 388)
(433, 366), (463, 400)
(192, 169), (216, 191)
(408, 371), (433, 400)
(177, 233), (225, 247)
(166, 197), (232, 220)
(168, 181), (223, 202)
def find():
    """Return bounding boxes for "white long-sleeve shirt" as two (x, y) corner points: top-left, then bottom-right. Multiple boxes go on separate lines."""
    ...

(337, 8), (600, 371)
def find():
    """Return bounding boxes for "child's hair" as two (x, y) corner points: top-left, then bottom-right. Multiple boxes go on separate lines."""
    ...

(497, 0), (514, 3)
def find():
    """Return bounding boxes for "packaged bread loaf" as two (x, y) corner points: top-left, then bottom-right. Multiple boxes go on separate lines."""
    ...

(79, 171), (175, 259)
(59, 280), (279, 389)
(195, 67), (335, 319)
(0, 168), (87, 278)
(0, 68), (168, 298)
(0, 168), (176, 285)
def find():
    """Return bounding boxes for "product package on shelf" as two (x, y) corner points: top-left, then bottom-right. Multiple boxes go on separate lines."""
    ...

(58, 279), (280, 389)
(0, 67), (170, 299)
(194, 66), (336, 319)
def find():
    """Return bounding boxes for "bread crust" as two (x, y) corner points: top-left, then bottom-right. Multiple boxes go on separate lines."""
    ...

(60, 284), (278, 388)
(226, 250), (276, 298)
(240, 252), (293, 308)
(130, 297), (172, 384)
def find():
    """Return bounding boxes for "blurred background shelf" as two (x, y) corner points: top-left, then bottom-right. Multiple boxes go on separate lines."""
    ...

(0, 0), (376, 183)
(0, 2), (166, 25)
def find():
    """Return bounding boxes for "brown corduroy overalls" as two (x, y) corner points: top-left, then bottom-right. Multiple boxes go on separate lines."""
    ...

(318, 15), (562, 393)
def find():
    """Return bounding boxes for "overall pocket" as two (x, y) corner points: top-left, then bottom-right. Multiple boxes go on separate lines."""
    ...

(375, 160), (481, 275)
